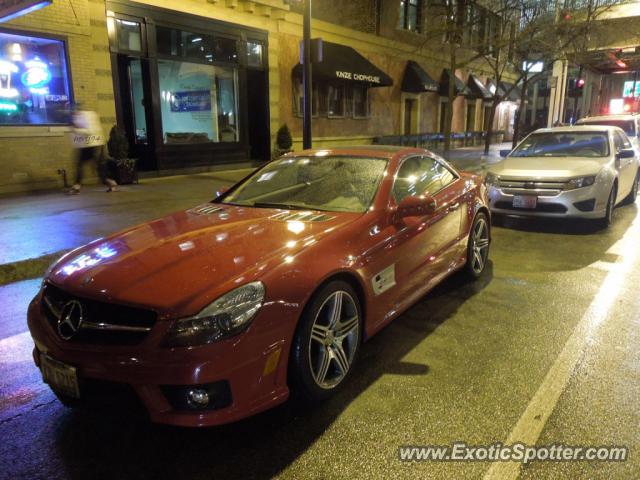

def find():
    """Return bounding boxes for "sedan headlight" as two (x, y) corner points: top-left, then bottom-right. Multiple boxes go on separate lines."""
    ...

(162, 282), (265, 348)
(484, 172), (500, 187)
(566, 176), (596, 190)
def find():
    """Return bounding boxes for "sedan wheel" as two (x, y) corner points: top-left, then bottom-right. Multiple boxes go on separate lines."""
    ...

(290, 281), (361, 401)
(466, 213), (490, 279)
(622, 172), (639, 206)
(600, 185), (617, 228)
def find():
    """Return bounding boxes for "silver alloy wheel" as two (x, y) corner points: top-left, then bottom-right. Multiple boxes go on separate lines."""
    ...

(471, 217), (490, 275)
(308, 290), (360, 389)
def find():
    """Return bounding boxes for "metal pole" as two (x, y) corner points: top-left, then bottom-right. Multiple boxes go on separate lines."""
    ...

(302, 0), (312, 150)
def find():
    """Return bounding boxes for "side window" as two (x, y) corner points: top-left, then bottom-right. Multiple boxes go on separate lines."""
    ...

(614, 131), (631, 151)
(613, 131), (623, 152)
(393, 156), (457, 203)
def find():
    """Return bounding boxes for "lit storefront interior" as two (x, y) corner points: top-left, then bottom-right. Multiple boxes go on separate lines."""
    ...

(106, 1), (270, 171)
(0, 30), (71, 125)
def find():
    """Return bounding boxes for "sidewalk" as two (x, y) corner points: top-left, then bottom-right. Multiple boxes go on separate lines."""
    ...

(0, 144), (506, 285)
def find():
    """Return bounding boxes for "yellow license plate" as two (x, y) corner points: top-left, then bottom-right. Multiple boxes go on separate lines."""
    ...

(41, 354), (80, 398)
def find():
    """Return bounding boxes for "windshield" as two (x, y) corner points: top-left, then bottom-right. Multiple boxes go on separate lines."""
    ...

(578, 120), (635, 137)
(222, 156), (388, 213)
(511, 132), (610, 158)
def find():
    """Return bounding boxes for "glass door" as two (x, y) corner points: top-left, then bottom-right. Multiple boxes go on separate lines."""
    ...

(116, 55), (154, 170)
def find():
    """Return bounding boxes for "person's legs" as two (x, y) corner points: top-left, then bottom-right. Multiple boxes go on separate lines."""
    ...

(72, 147), (96, 190)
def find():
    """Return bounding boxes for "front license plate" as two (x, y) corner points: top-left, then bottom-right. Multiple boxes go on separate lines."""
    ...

(513, 195), (537, 209)
(41, 354), (80, 398)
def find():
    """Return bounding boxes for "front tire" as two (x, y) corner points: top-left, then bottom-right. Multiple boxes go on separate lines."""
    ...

(599, 184), (617, 229)
(465, 212), (490, 279)
(289, 281), (362, 402)
(622, 172), (639, 206)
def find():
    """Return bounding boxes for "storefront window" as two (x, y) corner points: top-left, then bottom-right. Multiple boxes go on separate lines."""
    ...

(327, 83), (345, 117)
(157, 27), (238, 64)
(293, 78), (318, 117)
(353, 85), (369, 118)
(293, 79), (370, 119)
(246, 41), (263, 68)
(158, 59), (238, 144)
(115, 19), (142, 52)
(0, 31), (71, 125)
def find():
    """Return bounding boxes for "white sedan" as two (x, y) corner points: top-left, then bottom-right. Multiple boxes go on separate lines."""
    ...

(485, 126), (639, 227)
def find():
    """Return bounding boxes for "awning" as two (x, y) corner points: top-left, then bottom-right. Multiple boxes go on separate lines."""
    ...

(402, 61), (439, 93)
(467, 74), (493, 100)
(292, 42), (392, 87)
(487, 79), (521, 102)
(499, 81), (521, 102)
(439, 69), (471, 96)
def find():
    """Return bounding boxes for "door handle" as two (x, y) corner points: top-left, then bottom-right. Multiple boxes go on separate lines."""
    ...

(448, 202), (461, 211)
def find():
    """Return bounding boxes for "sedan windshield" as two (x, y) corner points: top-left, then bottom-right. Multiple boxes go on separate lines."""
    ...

(511, 132), (610, 158)
(579, 120), (635, 137)
(222, 156), (388, 213)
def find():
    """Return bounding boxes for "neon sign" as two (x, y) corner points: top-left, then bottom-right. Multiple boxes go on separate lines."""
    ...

(0, 101), (17, 111)
(22, 58), (51, 92)
(0, 59), (18, 98)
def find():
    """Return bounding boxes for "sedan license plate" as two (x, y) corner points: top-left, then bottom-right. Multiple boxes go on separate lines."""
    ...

(41, 354), (80, 398)
(513, 195), (537, 209)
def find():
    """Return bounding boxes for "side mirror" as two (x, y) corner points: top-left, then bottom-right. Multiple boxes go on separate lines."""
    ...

(499, 149), (511, 158)
(215, 185), (230, 198)
(618, 149), (635, 159)
(397, 195), (437, 219)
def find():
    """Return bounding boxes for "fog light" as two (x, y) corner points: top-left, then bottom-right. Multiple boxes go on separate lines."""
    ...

(187, 389), (210, 408)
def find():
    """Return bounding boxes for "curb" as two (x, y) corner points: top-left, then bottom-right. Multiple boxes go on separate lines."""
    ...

(0, 250), (68, 287)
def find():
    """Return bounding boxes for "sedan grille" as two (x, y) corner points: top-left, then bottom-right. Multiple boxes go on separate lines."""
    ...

(41, 283), (157, 345)
(497, 178), (566, 196)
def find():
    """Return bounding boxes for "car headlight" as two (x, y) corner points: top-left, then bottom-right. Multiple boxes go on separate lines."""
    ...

(484, 172), (500, 187)
(566, 176), (596, 190)
(162, 282), (265, 348)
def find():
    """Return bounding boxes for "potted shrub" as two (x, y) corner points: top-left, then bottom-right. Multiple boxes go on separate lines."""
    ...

(275, 124), (293, 158)
(107, 125), (138, 184)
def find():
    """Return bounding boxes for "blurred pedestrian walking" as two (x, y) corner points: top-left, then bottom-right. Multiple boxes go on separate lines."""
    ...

(68, 108), (117, 193)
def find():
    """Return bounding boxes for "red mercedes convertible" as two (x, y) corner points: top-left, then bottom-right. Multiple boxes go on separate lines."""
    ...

(27, 146), (491, 426)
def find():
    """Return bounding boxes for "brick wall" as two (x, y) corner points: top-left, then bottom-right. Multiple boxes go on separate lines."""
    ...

(0, 0), (114, 195)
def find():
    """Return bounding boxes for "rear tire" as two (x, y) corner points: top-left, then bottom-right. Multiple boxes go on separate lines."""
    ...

(622, 171), (639, 206)
(289, 281), (362, 402)
(465, 212), (490, 279)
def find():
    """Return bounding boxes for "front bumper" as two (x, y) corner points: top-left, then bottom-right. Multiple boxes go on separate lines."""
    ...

(27, 294), (292, 427)
(487, 183), (608, 219)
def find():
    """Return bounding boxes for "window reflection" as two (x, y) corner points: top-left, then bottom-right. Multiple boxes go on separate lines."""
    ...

(158, 59), (239, 144)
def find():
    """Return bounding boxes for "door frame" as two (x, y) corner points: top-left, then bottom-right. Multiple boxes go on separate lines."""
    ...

(401, 93), (421, 135)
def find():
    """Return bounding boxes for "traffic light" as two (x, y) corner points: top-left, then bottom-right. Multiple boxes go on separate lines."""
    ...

(568, 78), (584, 97)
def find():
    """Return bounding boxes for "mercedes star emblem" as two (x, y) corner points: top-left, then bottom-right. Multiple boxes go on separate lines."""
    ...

(57, 300), (84, 340)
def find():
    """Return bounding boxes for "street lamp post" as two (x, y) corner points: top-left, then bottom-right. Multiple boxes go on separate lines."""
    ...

(302, 0), (312, 149)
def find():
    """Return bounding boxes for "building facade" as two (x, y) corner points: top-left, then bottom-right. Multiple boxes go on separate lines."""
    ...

(0, 0), (517, 195)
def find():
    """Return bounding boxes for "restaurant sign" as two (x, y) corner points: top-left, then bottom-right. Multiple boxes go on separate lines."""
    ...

(0, 0), (52, 22)
(335, 70), (381, 84)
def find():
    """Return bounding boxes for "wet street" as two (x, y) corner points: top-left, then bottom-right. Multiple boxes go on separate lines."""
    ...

(1, 183), (639, 480)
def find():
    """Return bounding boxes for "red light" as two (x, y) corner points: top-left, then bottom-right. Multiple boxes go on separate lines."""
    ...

(616, 60), (627, 68)
(577, 79), (585, 88)
(624, 103), (632, 112)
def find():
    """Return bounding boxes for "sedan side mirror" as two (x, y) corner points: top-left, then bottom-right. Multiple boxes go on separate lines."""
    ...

(499, 149), (511, 158)
(397, 195), (437, 219)
(618, 149), (635, 159)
